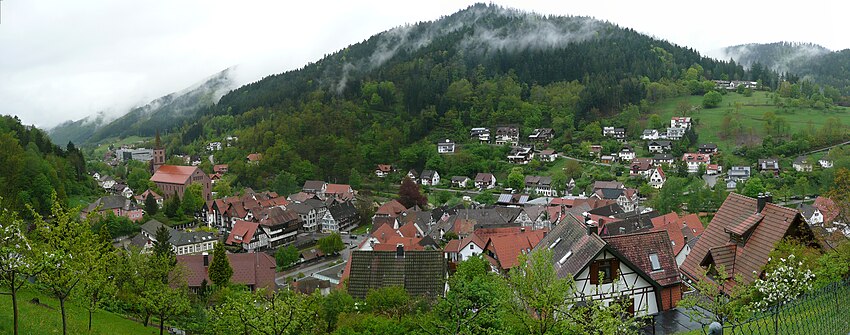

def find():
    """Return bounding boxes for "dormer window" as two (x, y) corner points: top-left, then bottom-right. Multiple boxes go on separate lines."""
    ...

(649, 253), (661, 271)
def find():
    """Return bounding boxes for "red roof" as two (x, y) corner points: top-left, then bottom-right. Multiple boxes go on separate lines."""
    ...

(247, 153), (263, 162)
(226, 220), (259, 245)
(654, 167), (666, 179)
(371, 224), (401, 243)
(651, 213), (705, 256)
(398, 222), (422, 238)
(603, 230), (681, 287)
(680, 193), (809, 290)
(176, 252), (276, 291)
(135, 189), (163, 202)
(812, 196), (839, 223)
(376, 200), (407, 217)
(150, 165), (201, 184)
(372, 237), (426, 251)
(377, 164), (392, 172)
(444, 239), (462, 253)
(326, 184), (354, 200)
(483, 229), (548, 270)
(681, 153), (710, 163)
(213, 164), (228, 173)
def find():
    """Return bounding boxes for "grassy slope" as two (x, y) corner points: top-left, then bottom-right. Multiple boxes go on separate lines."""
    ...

(652, 91), (850, 153)
(0, 288), (158, 335)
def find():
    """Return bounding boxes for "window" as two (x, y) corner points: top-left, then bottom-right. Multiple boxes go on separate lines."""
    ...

(590, 259), (618, 284)
(469, 244), (474, 250)
(649, 253), (661, 271)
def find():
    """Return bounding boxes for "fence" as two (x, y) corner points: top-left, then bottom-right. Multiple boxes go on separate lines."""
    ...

(708, 277), (850, 335)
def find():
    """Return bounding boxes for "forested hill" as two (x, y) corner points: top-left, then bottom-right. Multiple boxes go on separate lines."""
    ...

(218, 3), (765, 119)
(48, 67), (236, 145)
(0, 115), (95, 217)
(128, 4), (780, 193)
(723, 42), (850, 97)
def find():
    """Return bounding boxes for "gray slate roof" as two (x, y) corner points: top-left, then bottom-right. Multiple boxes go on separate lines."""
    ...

(533, 214), (606, 278)
(347, 250), (446, 299)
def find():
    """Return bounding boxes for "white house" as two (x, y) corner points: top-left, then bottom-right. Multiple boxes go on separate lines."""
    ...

(666, 127), (686, 140)
(819, 158), (834, 169)
(507, 147), (535, 164)
(451, 176), (470, 188)
(437, 139), (456, 154)
(647, 141), (672, 154)
(445, 235), (486, 263)
(495, 126), (520, 146)
(538, 149), (558, 162)
(793, 156), (813, 172)
(618, 146), (636, 161)
(681, 153), (710, 173)
(641, 129), (660, 140)
(470, 127), (491, 143)
(603, 127), (626, 142)
(474, 173), (497, 189)
(670, 117), (692, 129)
(648, 167), (666, 189)
(420, 170), (441, 186)
(207, 142), (223, 151)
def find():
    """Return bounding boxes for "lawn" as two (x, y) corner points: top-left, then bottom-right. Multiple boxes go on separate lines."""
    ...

(652, 91), (850, 153)
(0, 288), (158, 335)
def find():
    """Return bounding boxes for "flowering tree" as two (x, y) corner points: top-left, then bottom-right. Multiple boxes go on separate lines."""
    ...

(752, 254), (815, 310)
(0, 207), (44, 335)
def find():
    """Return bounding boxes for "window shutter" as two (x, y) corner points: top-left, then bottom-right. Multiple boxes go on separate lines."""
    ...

(589, 261), (599, 284)
(611, 259), (620, 280)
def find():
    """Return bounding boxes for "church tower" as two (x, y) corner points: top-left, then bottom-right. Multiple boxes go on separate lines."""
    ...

(151, 130), (165, 173)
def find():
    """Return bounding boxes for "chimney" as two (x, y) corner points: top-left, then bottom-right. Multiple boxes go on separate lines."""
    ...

(396, 244), (405, 258)
(757, 192), (772, 214)
(202, 252), (209, 267)
(520, 227), (525, 232)
(586, 221), (598, 236)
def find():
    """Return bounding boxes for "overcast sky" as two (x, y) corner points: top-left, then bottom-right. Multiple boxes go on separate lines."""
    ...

(1, 0), (846, 128)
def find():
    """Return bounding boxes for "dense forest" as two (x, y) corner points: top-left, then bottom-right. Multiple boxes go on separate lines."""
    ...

(136, 4), (789, 193)
(0, 115), (95, 216)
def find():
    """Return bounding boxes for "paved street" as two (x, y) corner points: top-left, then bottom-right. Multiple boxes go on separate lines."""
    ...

(275, 232), (367, 286)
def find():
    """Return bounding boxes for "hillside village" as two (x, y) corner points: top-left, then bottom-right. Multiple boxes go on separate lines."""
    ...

(67, 111), (850, 334)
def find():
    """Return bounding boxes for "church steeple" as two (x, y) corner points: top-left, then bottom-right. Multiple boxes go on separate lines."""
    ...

(151, 130), (165, 173)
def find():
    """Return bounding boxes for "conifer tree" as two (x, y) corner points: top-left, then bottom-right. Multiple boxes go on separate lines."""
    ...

(208, 242), (232, 288)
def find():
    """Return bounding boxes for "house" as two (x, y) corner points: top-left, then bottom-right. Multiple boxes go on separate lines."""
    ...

(592, 181), (625, 193)
(325, 184), (355, 202)
(451, 176), (470, 188)
(177, 252), (276, 292)
(373, 199), (408, 224)
(602, 127), (626, 142)
(302, 180), (327, 198)
(680, 193), (817, 290)
(444, 234), (487, 263)
(321, 201), (358, 233)
(226, 220), (267, 250)
(618, 145), (636, 161)
(671, 117), (692, 129)
(591, 183), (639, 212)
(420, 170), (441, 186)
(758, 158), (780, 176)
(496, 194), (530, 207)
(99, 176), (116, 190)
(81, 195), (144, 222)
(189, 155), (203, 166)
(134, 189), (164, 208)
(535, 214), (682, 316)
(406, 169), (418, 184)
(649, 167), (666, 189)
(630, 158), (654, 177)
(589, 145), (603, 157)
(437, 139), (455, 154)
(246, 153), (263, 163)
(528, 128), (554, 143)
(474, 173), (497, 189)
(256, 207), (301, 248)
(600, 155), (616, 164)
(121, 186), (135, 199)
(507, 146), (534, 164)
(793, 156), (813, 172)
(524, 176), (556, 197)
(138, 219), (217, 255)
(651, 213), (705, 266)
(706, 164), (722, 175)
(698, 143), (718, 155)
(289, 202), (322, 233)
(665, 127), (686, 141)
(207, 142), (222, 151)
(150, 165), (212, 201)
(482, 227), (548, 272)
(648, 140), (672, 154)
(799, 197), (841, 227)
(495, 126), (520, 146)
(213, 164), (229, 174)
(728, 166), (751, 183)
(641, 129), (660, 140)
(653, 154), (675, 166)
(346, 249), (446, 299)
(681, 153), (711, 173)
(819, 157), (834, 169)
(538, 149), (557, 162)
(470, 127), (491, 143)
(375, 164), (393, 178)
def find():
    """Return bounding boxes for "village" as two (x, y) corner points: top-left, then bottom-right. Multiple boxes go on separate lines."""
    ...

(76, 113), (850, 333)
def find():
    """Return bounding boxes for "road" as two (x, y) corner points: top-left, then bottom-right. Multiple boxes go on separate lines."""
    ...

(560, 155), (612, 167)
(800, 139), (850, 156)
(274, 233), (367, 286)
